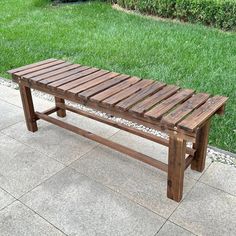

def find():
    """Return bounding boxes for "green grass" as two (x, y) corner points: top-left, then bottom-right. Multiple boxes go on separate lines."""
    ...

(0, 0), (235, 152)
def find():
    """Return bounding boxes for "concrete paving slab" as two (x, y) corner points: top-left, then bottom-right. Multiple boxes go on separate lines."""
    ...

(0, 85), (21, 107)
(0, 187), (15, 211)
(170, 182), (236, 236)
(0, 84), (53, 111)
(0, 100), (23, 131)
(2, 113), (118, 165)
(0, 201), (65, 236)
(199, 162), (236, 196)
(70, 145), (196, 218)
(20, 167), (165, 236)
(0, 132), (64, 198)
(156, 221), (195, 236)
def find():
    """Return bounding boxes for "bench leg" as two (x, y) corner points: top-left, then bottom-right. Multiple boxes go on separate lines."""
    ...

(191, 120), (211, 172)
(167, 135), (186, 202)
(55, 97), (66, 118)
(19, 84), (38, 132)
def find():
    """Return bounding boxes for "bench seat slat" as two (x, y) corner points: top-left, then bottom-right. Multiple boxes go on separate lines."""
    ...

(7, 58), (57, 74)
(44, 66), (89, 87)
(161, 93), (210, 127)
(57, 70), (109, 92)
(116, 82), (166, 111)
(48, 67), (99, 89)
(178, 96), (228, 132)
(145, 89), (195, 120)
(130, 85), (179, 115)
(90, 77), (141, 103)
(79, 74), (130, 99)
(102, 80), (154, 107)
(30, 64), (83, 83)
(34, 64), (84, 84)
(23, 62), (73, 79)
(69, 72), (120, 95)
(15, 60), (66, 77)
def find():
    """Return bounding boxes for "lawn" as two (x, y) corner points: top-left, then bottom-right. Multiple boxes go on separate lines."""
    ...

(0, 0), (235, 152)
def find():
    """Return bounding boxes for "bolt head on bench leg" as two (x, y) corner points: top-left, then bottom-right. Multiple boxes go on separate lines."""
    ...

(167, 135), (186, 202)
(191, 120), (211, 172)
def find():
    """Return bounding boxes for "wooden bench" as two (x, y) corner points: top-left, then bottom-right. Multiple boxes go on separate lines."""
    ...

(8, 59), (228, 202)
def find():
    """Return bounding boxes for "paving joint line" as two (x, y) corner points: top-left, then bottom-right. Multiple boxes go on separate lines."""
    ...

(1, 129), (67, 167)
(17, 166), (68, 200)
(153, 218), (168, 236)
(0, 97), (23, 109)
(0, 199), (18, 213)
(0, 186), (17, 200)
(197, 181), (236, 198)
(0, 120), (24, 132)
(67, 164), (166, 220)
(154, 179), (199, 236)
(157, 162), (214, 236)
(19, 200), (68, 236)
(16, 164), (165, 236)
(0, 186), (18, 213)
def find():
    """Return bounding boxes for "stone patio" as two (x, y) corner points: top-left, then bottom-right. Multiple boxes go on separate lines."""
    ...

(0, 84), (235, 236)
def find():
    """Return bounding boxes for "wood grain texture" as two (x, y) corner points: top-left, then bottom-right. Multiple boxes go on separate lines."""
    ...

(8, 58), (229, 203)
(40, 66), (89, 85)
(57, 70), (109, 92)
(167, 135), (186, 202)
(48, 67), (99, 89)
(145, 89), (194, 120)
(15, 60), (66, 77)
(162, 93), (210, 127)
(191, 119), (211, 172)
(115, 82), (166, 111)
(68, 72), (120, 95)
(7, 58), (57, 74)
(19, 85), (38, 132)
(30, 64), (82, 83)
(79, 74), (130, 99)
(22, 62), (72, 79)
(130, 85), (179, 115)
(178, 96), (228, 132)
(90, 77), (140, 103)
(55, 97), (66, 118)
(102, 79), (154, 107)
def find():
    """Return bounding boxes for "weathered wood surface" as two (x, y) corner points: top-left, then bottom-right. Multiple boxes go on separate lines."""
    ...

(167, 135), (186, 202)
(191, 120), (211, 172)
(162, 93), (210, 127)
(178, 96), (228, 132)
(19, 85), (38, 132)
